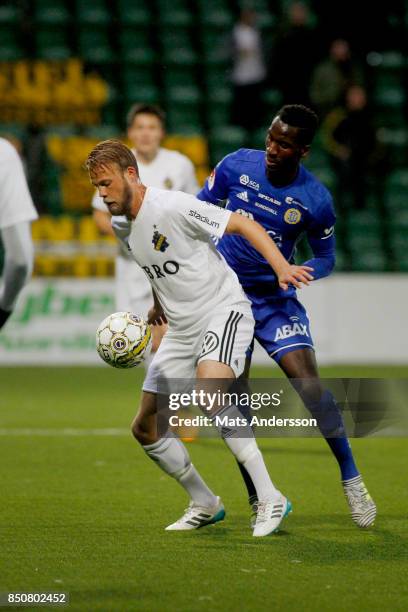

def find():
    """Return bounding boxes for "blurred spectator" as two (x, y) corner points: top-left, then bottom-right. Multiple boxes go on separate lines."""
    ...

(322, 85), (384, 210)
(230, 8), (267, 131)
(310, 39), (364, 119)
(271, 1), (319, 106)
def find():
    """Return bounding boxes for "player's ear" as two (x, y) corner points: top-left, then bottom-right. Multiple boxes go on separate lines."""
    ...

(300, 145), (310, 159)
(126, 166), (138, 182)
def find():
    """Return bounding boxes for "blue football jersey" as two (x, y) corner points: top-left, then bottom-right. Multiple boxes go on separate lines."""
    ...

(197, 148), (336, 296)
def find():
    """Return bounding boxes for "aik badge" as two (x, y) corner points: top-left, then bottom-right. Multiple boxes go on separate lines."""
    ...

(152, 228), (169, 252)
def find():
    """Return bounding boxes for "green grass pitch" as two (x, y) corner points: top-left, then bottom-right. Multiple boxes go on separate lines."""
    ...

(1, 366), (408, 611)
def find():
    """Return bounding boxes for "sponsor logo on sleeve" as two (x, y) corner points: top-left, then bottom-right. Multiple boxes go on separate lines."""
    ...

(189, 209), (220, 229)
(321, 226), (335, 239)
(285, 196), (308, 210)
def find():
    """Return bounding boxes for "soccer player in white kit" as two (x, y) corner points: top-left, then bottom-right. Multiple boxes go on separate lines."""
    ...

(0, 138), (38, 331)
(86, 140), (314, 537)
(92, 104), (199, 357)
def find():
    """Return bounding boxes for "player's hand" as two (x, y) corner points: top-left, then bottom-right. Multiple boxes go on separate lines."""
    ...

(147, 305), (168, 326)
(277, 265), (314, 291)
(0, 307), (12, 330)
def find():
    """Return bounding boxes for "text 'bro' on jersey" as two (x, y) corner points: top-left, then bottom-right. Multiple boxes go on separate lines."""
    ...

(197, 148), (336, 296)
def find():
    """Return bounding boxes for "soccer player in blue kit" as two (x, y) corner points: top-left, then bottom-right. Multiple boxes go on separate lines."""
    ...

(198, 105), (376, 528)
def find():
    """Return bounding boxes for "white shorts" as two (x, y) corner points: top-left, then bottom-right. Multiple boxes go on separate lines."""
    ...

(115, 255), (153, 317)
(143, 303), (255, 394)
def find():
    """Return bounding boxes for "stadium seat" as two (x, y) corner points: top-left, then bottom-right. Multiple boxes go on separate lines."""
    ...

(209, 125), (248, 164)
(76, 0), (109, 25)
(0, 27), (22, 60)
(158, 9), (193, 27)
(35, 26), (71, 60)
(351, 249), (388, 272)
(0, 3), (18, 25)
(33, 0), (70, 25)
(198, 7), (234, 29)
(123, 83), (160, 107)
(78, 29), (114, 64)
(117, 1), (152, 26)
(384, 169), (408, 212)
(205, 86), (233, 127)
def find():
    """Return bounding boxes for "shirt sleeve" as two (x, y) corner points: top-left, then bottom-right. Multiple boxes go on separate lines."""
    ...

(0, 140), (38, 229)
(303, 196), (336, 279)
(92, 190), (109, 212)
(174, 193), (232, 239)
(196, 154), (231, 204)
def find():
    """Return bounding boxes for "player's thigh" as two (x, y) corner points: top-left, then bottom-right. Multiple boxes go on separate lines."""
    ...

(253, 296), (314, 363)
(142, 332), (196, 395)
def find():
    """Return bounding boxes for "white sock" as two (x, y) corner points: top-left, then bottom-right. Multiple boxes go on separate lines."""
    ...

(214, 404), (280, 502)
(143, 433), (217, 507)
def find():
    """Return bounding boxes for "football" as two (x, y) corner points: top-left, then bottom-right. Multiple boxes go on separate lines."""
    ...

(96, 312), (152, 368)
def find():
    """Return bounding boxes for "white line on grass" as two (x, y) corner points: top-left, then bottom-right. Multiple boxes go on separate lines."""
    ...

(0, 428), (129, 436)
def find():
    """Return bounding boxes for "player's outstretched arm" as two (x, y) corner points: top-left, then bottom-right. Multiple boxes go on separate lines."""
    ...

(225, 213), (314, 291)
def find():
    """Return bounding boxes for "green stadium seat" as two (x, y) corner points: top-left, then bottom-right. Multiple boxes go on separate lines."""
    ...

(351, 249), (388, 272)
(205, 86), (233, 127)
(199, 8), (234, 29)
(117, 1), (152, 26)
(78, 29), (114, 64)
(158, 9), (193, 27)
(310, 167), (338, 192)
(0, 4), (18, 25)
(120, 45), (156, 66)
(384, 170), (408, 212)
(162, 66), (198, 88)
(162, 47), (198, 67)
(83, 125), (121, 139)
(123, 83), (160, 106)
(200, 31), (230, 66)
(76, 0), (109, 25)
(209, 125), (248, 164)
(0, 27), (22, 60)
(160, 29), (193, 51)
(166, 108), (204, 134)
(119, 27), (152, 58)
(346, 211), (383, 252)
(35, 27), (71, 60)
(374, 86), (406, 109)
(262, 89), (283, 114)
(34, 0), (70, 25)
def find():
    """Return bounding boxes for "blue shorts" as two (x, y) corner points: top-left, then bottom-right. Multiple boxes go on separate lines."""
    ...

(245, 292), (314, 363)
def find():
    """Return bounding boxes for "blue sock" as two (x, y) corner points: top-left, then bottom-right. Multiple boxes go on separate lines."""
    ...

(307, 390), (359, 481)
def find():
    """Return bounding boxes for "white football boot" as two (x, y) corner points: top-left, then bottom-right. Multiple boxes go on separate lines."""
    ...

(343, 475), (376, 528)
(165, 497), (225, 531)
(253, 493), (292, 537)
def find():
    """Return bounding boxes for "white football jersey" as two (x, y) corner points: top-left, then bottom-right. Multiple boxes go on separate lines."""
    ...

(92, 147), (199, 213)
(0, 138), (38, 229)
(112, 187), (249, 333)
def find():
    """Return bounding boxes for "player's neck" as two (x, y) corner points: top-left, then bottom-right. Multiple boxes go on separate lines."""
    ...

(129, 184), (147, 220)
(135, 148), (160, 165)
(266, 166), (299, 187)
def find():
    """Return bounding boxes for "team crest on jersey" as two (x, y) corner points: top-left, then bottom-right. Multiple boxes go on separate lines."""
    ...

(284, 208), (302, 224)
(164, 177), (174, 189)
(208, 169), (216, 190)
(152, 229), (169, 252)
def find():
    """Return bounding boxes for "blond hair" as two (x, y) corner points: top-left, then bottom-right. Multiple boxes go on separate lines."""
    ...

(85, 139), (139, 174)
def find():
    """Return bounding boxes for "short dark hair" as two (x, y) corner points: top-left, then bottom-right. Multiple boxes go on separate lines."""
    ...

(126, 103), (166, 129)
(85, 139), (139, 174)
(275, 104), (319, 145)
